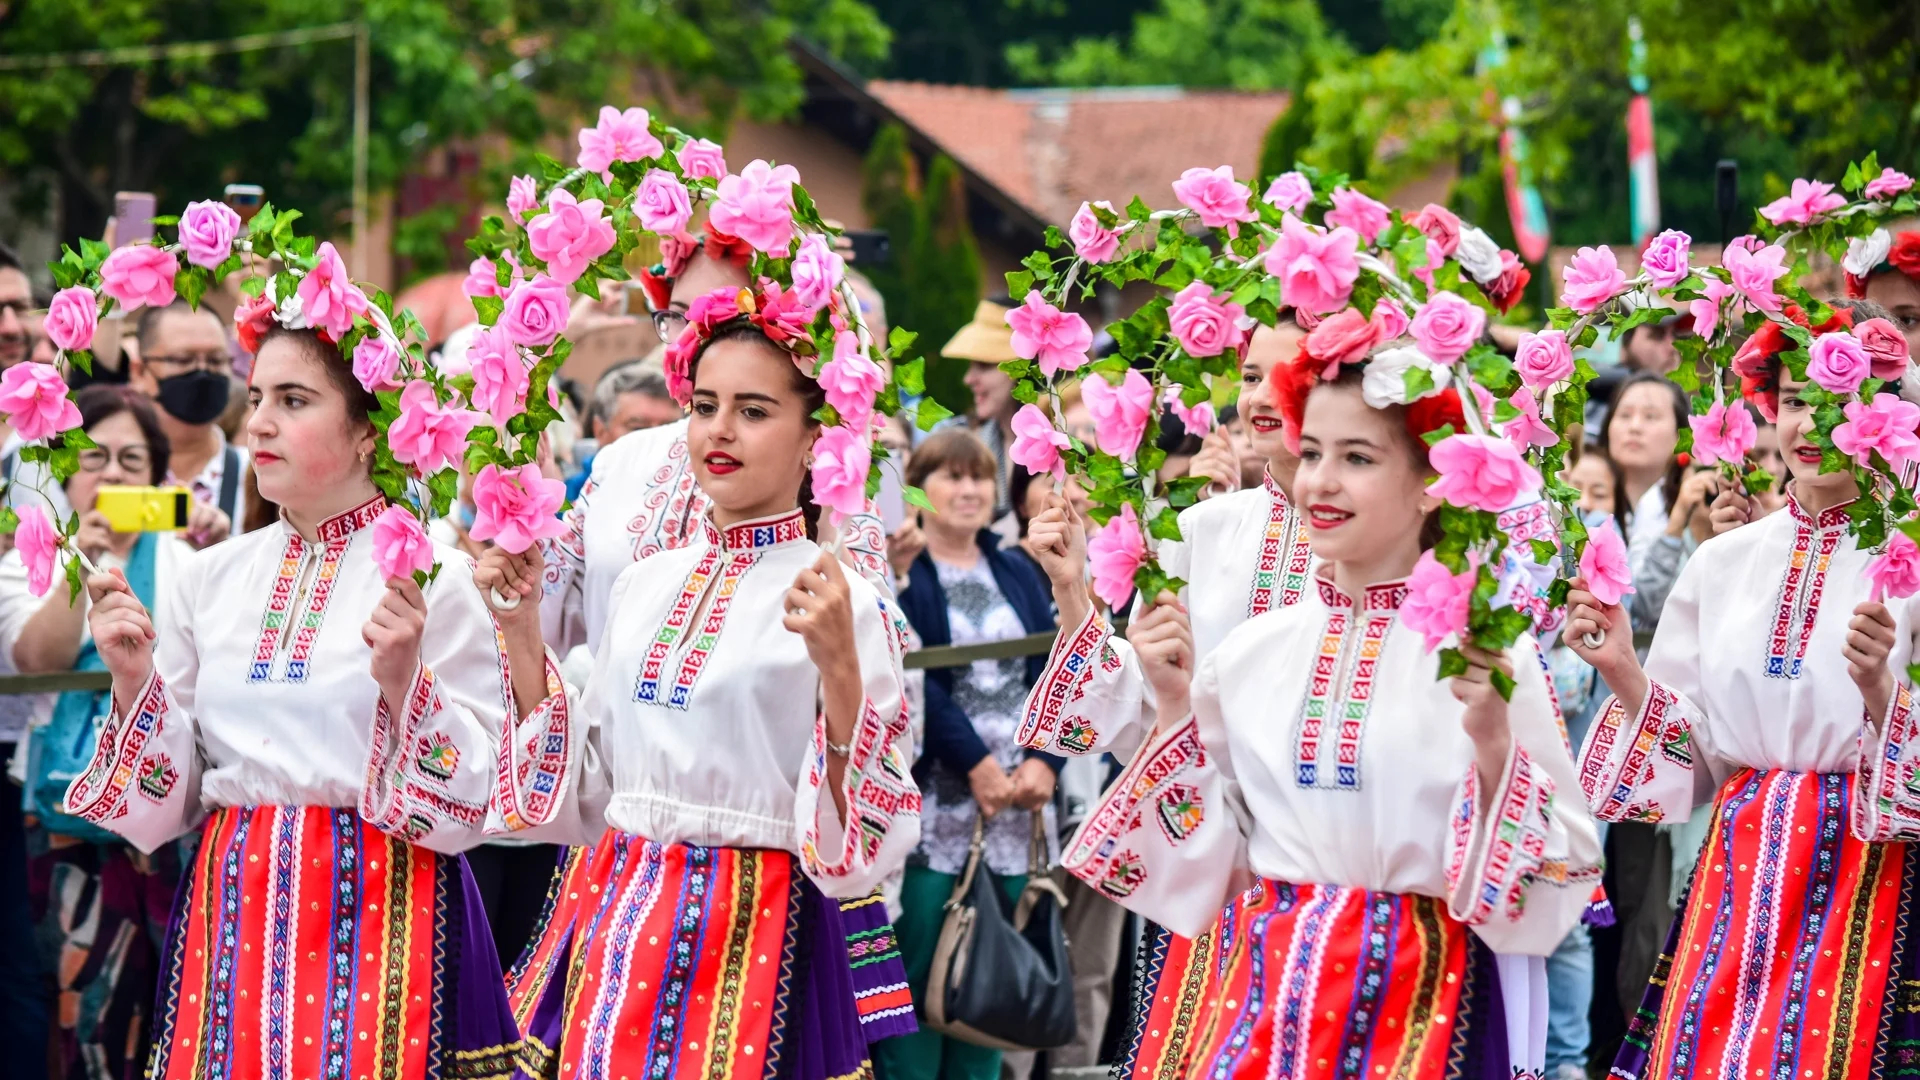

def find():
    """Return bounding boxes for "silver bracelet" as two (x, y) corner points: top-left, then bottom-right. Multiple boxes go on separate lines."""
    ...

(825, 736), (853, 757)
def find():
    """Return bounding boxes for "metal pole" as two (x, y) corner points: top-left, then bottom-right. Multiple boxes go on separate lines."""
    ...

(352, 21), (370, 280)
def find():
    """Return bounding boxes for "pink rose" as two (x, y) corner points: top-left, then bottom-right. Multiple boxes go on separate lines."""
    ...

(1724, 240), (1789, 314)
(1082, 367), (1154, 461)
(1168, 281), (1247, 359)
(1006, 291), (1093, 376)
(351, 333), (405, 393)
(98, 245), (177, 311)
(1408, 204), (1462, 257)
(386, 380), (482, 475)
(676, 138), (728, 181)
(1856, 317), (1912, 380)
(1325, 187), (1390, 244)
(1559, 245), (1626, 314)
(663, 326), (697, 406)
(1426, 433), (1542, 512)
(1262, 171), (1313, 215)
(1409, 291), (1486, 366)
(528, 189), (616, 286)
(633, 169), (694, 237)
(470, 462), (568, 554)
(297, 242), (370, 339)
(1759, 177), (1847, 226)
(1171, 166), (1256, 234)
(467, 324), (530, 423)
(577, 105), (664, 180)
(1808, 330), (1872, 394)
(1690, 278), (1737, 340)
(818, 330), (884, 431)
(1163, 388), (1215, 438)
(43, 287), (97, 352)
(1687, 401), (1757, 467)
(1302, 307), (1378, 376)
(1578, 518), (1635, 607)
(710, 159), (801, 254)
(1503, 386), (1557, 450)
(1413, 237), (1444, 289)
(1009, 403), (1071, 480)
(14, 505), (57, 598)
(1639, 229), (1692, 289)
(501, 275), (572, 348)
(369, 504), (435, 581)
(506, 175), (539, 220)
(1401, 551), (1474, 652)
(789, 233), (845, 315)
(1513, 329), (1573, 390)
(809, 425), (872, 523)
(1086, 503), (1146, 608)
(1369, 297), (1408, 342)
(0, 362), (81, 441)
(1069, 201), (1121, 264)
(1871, 532), (1920, 601)
(463, 256), (504, 300)
(1832, 393), (1920, 469)
(179, 200), (242, 270)
(1866, 167), (1915, 200)
(1263, 215), (1360, 315)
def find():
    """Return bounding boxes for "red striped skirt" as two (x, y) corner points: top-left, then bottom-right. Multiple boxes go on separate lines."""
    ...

(506, 833), (906, 1080)
(1117, 881), (1510, 1080)
(148, 805), (522, 1080)
(1613, 768), (1918, 1080)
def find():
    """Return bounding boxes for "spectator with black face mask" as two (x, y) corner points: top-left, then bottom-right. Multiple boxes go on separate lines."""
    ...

(128, 300), (243, 541)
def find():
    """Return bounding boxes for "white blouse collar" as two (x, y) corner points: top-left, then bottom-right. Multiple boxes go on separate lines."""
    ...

(1784, 487), (1854, 531)
(1312, 565), (1409, 611)
(700, 507), (810, 553)
(279, 495), (387, 546)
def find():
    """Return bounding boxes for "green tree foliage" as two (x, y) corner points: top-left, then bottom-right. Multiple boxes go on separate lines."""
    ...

(1007, 0), (1343, 91)
(855, 0), (1154, 86)
(0, 0), (889, 241)
(860, 123), (982, 414)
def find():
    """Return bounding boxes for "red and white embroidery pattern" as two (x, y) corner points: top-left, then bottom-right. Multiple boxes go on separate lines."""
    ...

(493, 657), (572, 832)
(1066, 718), (1207, 876)
(137, 753), (178, 802)
(248, 497), (383, 684)
(1856, 683), (1920, 841)
(361, 667), (486, 840)
(1293, 578), (1403, 791)
(1579, 680), (1685, 823)
(1447, 746), (1555, 925)
(627, 436), (707, 562)
(1247, 475), (1311, 618)
(67, 674), (170, 823)
(1017, 608), (1109, 751)
(801, 694), (922, 879)
(1765, 498), (1847, 679)
(632, 511), (806, 711)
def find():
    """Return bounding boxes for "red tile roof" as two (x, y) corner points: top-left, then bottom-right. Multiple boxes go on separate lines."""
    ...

(867, 82), (1290, 228)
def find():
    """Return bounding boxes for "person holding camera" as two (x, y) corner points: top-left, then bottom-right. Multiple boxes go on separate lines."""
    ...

(0, 386), (197, 1080)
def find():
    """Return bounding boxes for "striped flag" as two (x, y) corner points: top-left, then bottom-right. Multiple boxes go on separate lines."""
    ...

(1627, 17), (1660, 244)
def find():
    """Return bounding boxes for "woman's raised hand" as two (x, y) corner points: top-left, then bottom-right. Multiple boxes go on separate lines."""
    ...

(87, 570), (155, 695)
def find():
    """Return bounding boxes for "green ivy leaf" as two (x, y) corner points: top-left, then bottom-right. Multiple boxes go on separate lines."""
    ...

(915, 397), (954, 431)
(894, 356), (926, 396)
(1126, 196), (1152, 222)
(903, 485), (935, 513)
(1005, 270), (1035, 299)
(1402, 366), (1435, 401)
(1436, 647), (1469, 679)
(472, 295), (505, 326)
(1489, 667), (1517, 701)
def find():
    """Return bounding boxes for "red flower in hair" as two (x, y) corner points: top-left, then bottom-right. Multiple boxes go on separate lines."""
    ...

(1730, 321), (1789, 378)
(635, 266), (673, 313)
(1406, 387), (1468, 443)
(1890, 231), (1920, 281)
(658, 233), (699, 280)
(702, 231), (755, 268)
(748, 279), (816, 353)
(234, 291), (277, 356)
(1485, 250), (1531, 314)
(1741, 372), (1778, 422)
(1272, 344), (1468, 457)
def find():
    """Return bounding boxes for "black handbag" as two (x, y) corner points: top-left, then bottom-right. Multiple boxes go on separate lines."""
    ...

(923, 813), (1078, 1051)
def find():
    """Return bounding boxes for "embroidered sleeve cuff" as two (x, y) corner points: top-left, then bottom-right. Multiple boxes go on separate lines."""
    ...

(490, 651), (572, 833)
(1445, 744), (1558, 927)
(1018, 605), (1114, 753)
(64, 670), (169, 824)
(801, 697), (922, 882)
(1578, 680), (1692, 824)
(1855, 682), (1920, 842)
(360, 665), (487, 845)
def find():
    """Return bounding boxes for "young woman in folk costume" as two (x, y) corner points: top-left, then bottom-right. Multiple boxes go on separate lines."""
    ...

(1018, 317), (1311, 1077)
(1563, 306), (1920, 1079)
(1051, 340), (1600, 1080)
(64, 253), (524, 1078)
(474, 283), (921, 1080)
(506, 226), (914, 1055)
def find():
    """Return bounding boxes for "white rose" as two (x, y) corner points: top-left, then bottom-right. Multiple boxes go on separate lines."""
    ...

(1454, 227), (1504, 284)
(273, 286), (310, 331)
(1845, 228), (1892, 278)
(1361, 346), (1451, 409)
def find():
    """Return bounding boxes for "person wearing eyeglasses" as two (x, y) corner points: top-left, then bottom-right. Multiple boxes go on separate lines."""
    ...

(0, 385), (197, 1080)
(127, 300), (244, 541)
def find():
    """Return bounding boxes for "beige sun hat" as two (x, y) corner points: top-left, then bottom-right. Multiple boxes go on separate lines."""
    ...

(940, 299), (1017, 364)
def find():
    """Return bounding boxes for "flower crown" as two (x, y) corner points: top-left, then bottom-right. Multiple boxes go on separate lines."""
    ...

(461, 104), (939, 526)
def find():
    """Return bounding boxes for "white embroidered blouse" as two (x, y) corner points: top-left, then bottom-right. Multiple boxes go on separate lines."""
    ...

(1020, 472), (1312, 758)
(493, 508), (922, 898)
(64, 498), (513, 855)
(1062, 570), (1602, 952)
(1576, 494), (1920, 841)
(539, 419), (892, 657)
